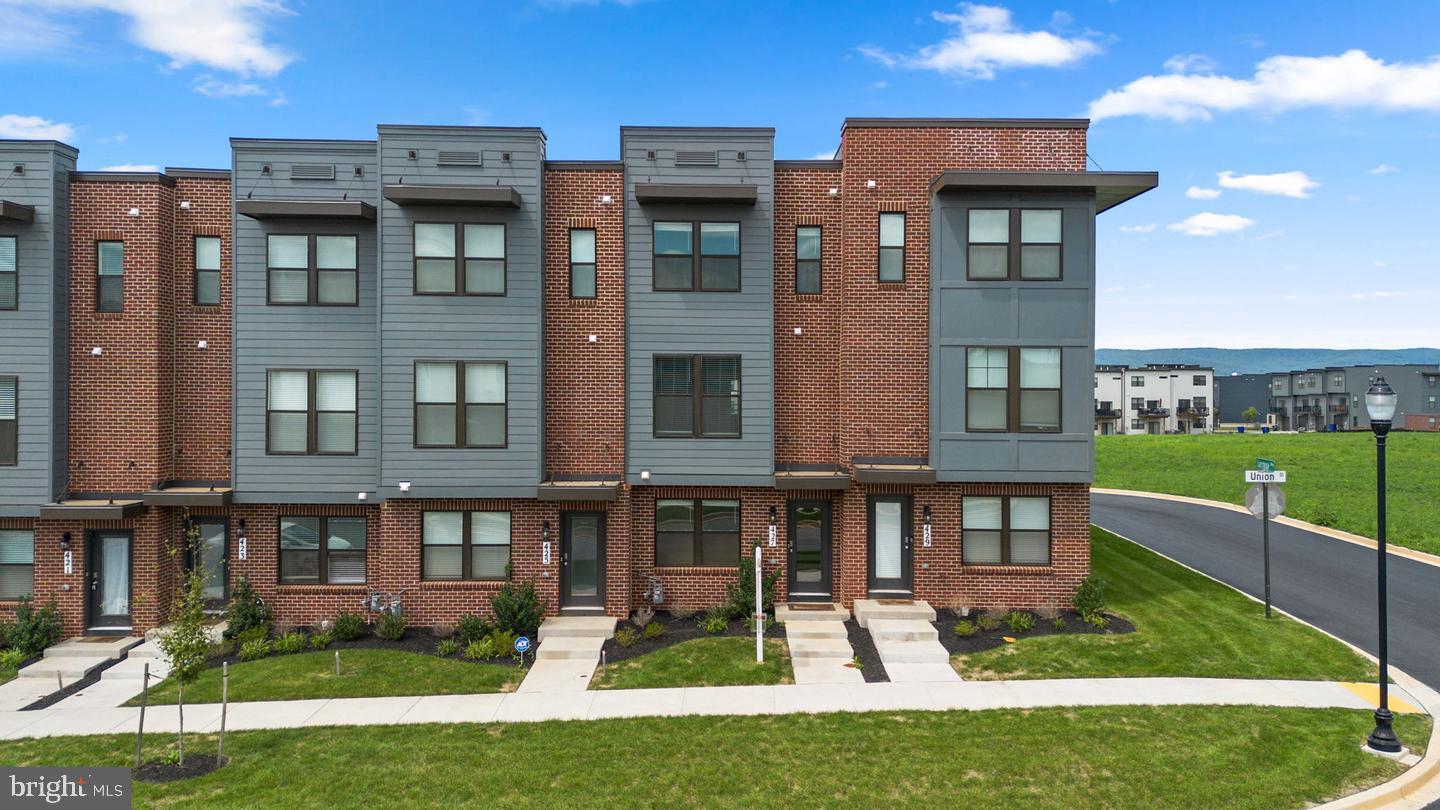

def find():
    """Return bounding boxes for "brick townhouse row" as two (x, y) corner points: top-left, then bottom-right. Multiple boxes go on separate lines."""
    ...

(0, 119), (1156, 637)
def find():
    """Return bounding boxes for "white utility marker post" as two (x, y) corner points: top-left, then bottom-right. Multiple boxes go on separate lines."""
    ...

(755, 544), (764, 663)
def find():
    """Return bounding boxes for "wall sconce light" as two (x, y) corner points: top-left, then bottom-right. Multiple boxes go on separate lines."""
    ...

(542, 521), (551, 543)
(599, 194), (613, 205)
(793, 326), (803, 336)
(357, 491), (367, 501)
(640, 469), (651, 482)
(260, 164), (272, 176)
(237, 519), (247, 542)
(91, 347), (103, 356)
(179, 201), (192, 210)
(768, 506), (777, 528)
(923, 504), (932, 527)
(197, 340), (208, 349)
(398, 481), (411, 493)
(588, 334), (598, 343)
(127, 208), (141, 217)
(828, 188), (839, 197)
(60, 532), (72, 552)
(866, 179), (877, 189)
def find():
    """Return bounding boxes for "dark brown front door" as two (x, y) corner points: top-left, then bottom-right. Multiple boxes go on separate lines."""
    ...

(560, 512), (605, 609)
(87, 530), (133, 631)
(786, 501), (832, 602)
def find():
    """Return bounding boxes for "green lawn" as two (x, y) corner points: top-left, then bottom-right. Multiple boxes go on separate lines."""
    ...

(124, 649), (521, 706)
(0, 667), (15, 686)
(592, 637), (792, 690)
(957, 528), (1379, 681)
(1095, 432), (1440, 554)
(0, 709), (1426, 808)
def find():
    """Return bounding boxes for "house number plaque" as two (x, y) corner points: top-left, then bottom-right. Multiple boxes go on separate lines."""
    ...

(64, 550), (73, 575)
(542, 541), (552, 565)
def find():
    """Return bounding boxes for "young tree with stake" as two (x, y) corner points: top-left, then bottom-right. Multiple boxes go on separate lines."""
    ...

(157, 521), (212, 766)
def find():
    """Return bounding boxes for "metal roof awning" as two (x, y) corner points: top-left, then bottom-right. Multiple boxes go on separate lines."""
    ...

(0, 200), (35, 223)
(634, 183), (757, 205)
(851, 461), (937, 485)
(236, 199), (377, 221)
(383, 184), (522, 208)
(774, 468), (851, 491)
(537, 479), (622, 502)
(142, 484), (234, 507)
(929, 170), (1159, 213)
(39, 499), (147, 520)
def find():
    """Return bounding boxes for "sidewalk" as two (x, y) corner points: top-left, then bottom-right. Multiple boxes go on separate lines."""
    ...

(0, 677), (1422, 740)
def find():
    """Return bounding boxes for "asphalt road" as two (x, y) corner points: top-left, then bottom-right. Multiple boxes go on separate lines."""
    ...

(1091, 492), (1440, 690)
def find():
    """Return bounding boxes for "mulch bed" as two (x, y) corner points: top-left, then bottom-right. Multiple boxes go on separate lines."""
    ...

(133, 755), (228, 783)
(933, 608), (1134, 657)
(844, 620), (889, 683)
(203, 626), (536, 671)
(599, 612), (783, 666)
(21, 655), (120, 712)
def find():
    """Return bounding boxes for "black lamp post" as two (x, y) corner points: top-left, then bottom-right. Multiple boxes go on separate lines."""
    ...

(1364, 376), (1402, 754)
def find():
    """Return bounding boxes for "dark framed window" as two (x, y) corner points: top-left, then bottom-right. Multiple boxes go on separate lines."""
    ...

(0, 376), (14, 466)
(1131, 376), (1145, 387)
(194, 236), (222, 305)
(266, 234), (357, 306)
(655, 499), (739, 567)
(965, 347), (1061, 433)
(1130, 397), (1144, 411)
(421, 511), (511, 580)
(414, 223), (506, 296)
(0, 529), (33, 599)
(796, 226), (821, 294)
(1194, 375), (1208, 386)
(1194, 396), (1207, 410)
(0, 236), (15, 310)
(653, 355), (740, 438)
(96, 241), (124, 312)
(569, 228), (596, 298)
(279, 516), (366, 584)
(266, 369), (358, 455)
(962, 495), (1051, 565)
(653, 221), (740, 291)
(967, 209), (1062, 280)
(414, 361), (507, 448)
(878, 212), (905, 282)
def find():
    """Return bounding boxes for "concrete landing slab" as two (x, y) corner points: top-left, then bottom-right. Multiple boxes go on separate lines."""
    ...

(538, 616), (617, 641)
(884, 662), (963, 683)
(775, 603), (850, 623)
(791, 659), (866, 685)
(876, 639), (949, 665)
(42, 636), (142, 659)
(852, 599), (935, 628)
(536, 636), (605, 661)
(868, 618), (939, 642)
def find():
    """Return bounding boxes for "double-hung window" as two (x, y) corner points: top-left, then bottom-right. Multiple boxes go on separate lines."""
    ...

(96, 241), (124, 312)
(266, 369), (358, 455)
(967, 209), (1062, 280)
(1196, 375), (1210, 387)
(421, 511), (511, 580)
(0, 529), (34, 599)
(194, 236), (222, 305)
(878, 213), (905, 281)
(0, 376), (14, 466)
(653, 355), (740, 438)
(1131, 376), (1145, 387)
(569, 228), (596, 298)
(965, 347), (1062, 432)
(962, 496), (1051, 566)
(279, 516), (366, 584)
(414, 223), (506, 295)
(267, 234), (357, 305)
(655, 499), (739, 567)
(414, 361), (507, 448)
(795, 226), (822, 294)
(653, 221), (740, 291)
(0, 236), (15, 309)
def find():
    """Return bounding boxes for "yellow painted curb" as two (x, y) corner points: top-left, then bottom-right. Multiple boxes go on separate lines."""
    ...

(1340, 682), (1423, 714)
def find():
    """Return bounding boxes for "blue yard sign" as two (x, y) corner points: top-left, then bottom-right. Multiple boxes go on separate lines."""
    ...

(514, 636), (531, 654)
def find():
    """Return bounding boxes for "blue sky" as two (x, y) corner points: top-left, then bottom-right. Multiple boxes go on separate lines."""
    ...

(2, 0), (1437, 349)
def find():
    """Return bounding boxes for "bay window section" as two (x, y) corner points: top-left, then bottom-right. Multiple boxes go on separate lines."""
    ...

(266, 234), (357, 305)
(652, 222), (740, 291)
(279, 516), (367, 584)
(655, 499), (739, 567)
(967, 208), (1063, 280)
(422, 511), (511, 580)
(962, 496), (1051, 566)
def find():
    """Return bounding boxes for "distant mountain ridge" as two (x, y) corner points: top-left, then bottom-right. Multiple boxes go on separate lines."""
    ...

(1095, 348), (1440, 377)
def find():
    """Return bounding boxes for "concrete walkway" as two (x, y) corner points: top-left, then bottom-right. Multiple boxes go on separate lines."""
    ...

(854, 599), (961, 683)
(517, 615), (615, 693)
(777, 603), (864, 685)
(0, 677), (1423, 740)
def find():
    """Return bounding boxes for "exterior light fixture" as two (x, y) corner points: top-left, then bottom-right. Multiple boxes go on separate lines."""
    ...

(197, 340), (207, 349)
(357, 491), (367, 501)
(769, 505), (777, 528)
(179, 201), (192, 210)
(828, 188), (839, 197)
(866, 179), (877, 189)
(127, 208), (140, 217)
(237, 519), (247, 541)
(923, 505), (932, 527)
(91, 347), (103, 356)
(398, 481), (411, 493)
(600, 195), (614, 205)
(588, 334), (598, 343)
(60, 532), (72, 552)
(640, 469), (651, 482)
(543, 521), (551, 543)
(793, 327), (803, 336)
(1364, 375), (1403, 755)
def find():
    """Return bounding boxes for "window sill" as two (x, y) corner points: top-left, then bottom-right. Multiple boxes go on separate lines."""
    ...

(959, 565), (1055, 576)
(275, 584), (367, 594)
(418, 579), (507, 591)
(655, 566), (736, 576)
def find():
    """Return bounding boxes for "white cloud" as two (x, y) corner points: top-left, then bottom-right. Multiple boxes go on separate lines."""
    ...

(1088, 49), (1440, 122)
(1167, 212), (1256, 237)
(96, 131), (128, 144)
(1217, 170), (1319, 198)
(808, 149), (837, 160)
(1370, 163), (1398, 174)
(860, 3), (1101, 80)
(192, 75), (266, 98)
(0, 2), (75, 56)
(1118, 223), (1156, 233)
(1185, 186), (1221, 200)
(98, 163), (159, 172)
(1164, 53), (1217, 74)
(267, 91), (288, 107)
(1349, 290), (1410, 301)
(0, 113), (76, 140)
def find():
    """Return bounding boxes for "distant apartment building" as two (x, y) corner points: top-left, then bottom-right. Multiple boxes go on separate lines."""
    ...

(1215, 373), (1270, 424)
(1263, 365), (1440, 432)
(1094, 364), (1214, 435)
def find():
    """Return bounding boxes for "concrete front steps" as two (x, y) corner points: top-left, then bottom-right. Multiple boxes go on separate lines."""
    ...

(520, 615), (616, 693)
(18, 636), (143, 682)
(853, 599), (961, 683)
(47, 621), (231, 710)
(778, 603), (864, 685)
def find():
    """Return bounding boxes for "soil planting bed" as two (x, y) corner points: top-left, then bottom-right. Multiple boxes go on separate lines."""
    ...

(134, 755), (228, 783)
(844, 620), (889, 683)
(600, 612), (783, 665)
(934, 609), (1134, 657)
(206, 627), (535, 670)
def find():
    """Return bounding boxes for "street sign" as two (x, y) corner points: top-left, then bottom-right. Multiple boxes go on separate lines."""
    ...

(514, 636), (531, 654)
(1245, 470), (1286, 483)
(1245, 484), (1286, 518)
(1256, 458), (1277, 473)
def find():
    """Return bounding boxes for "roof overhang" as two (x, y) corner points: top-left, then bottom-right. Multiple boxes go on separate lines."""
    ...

(142, 484), (234, 507)
(39, 499), (146, 520)
(774, 467), (851, 491)
(383, 184), (522, 208)
(929, 170), (1159, 213)
(536, 480), (622, 502)
(236, 199), (376, 221)
(0, 200), (35, 223)
(851, 462), (937, 485)
(634, 183), (757, 205)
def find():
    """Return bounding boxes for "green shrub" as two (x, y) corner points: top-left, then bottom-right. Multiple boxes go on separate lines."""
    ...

(0, 619), (14, 649)
(615, 626), (639, 648)
(233, 625), (269, 646)
(434, 638), (460, 657)
(456, 614), (491, 645)
(642, 620), (665, 639)
(1074, 575), (1107, 621)
(486, 628), (517, 654)
(332, 612), (366, 641)
(308, 631), (333, 650)
(631, 607), (656, 627)
(490, 579), (544, 636)
(1085, 612), (1111, 630)
(464, 637), (498, 660)
(273, 631), (307, 655)
(376, 612), (407, 641)
(1005, 610), (1035, 635)
(1052, 616), (1067, 632)
(724, 543), (781, 620)
(7, 598), (61, 657)
(953, 620), (976, 637)
(223, 577), (270, 640)
(698, 607), (729, 635)
(238, 638), (271, 661)
(0, 648), (27, 670)
(975, 613), (1001, 632)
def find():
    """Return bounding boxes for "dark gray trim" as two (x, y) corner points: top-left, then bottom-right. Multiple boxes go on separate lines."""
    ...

(71, 171), (176, 187)
(378, 124), (546, 141)
(544, 160), (624, 171)
(237, 199), (377, 221)
(230, 138), (376, 147)
(773, 472), (850, 491)
(775, 160), (842, 170)
(853, 455), (930, 466)
(0, 200), (34, 223)
(143, 488), (233, 507)
(537, 483), (620, 502)
(383, 184), (522, 208)
(165, 167), (231, 179)
(634, 184), (758, 205)
(0, 139), (79, 156)
(852, 463), (937, 485)
(620, 126), (775, 134)
(930, 171), (1160, 213)
(845, 117), (1088, 131)
(39, 501), (146, 520)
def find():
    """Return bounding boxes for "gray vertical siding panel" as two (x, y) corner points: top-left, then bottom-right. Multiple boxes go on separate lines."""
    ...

(50, 155), (70, 501)
(376, 127), (545, 499)
(622, 129), (775, 486)
(230, 140), (380, 503)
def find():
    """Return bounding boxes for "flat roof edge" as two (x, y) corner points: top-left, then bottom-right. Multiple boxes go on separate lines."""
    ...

(378, 124), (546, 140)
(544, 160), (624, 171)
(71, 171), (176, 187)
(843, 117), (1089, 131)
(166, 167), (231, 179)
(776, 160), (842, 170)
(0, 139), (80, 156)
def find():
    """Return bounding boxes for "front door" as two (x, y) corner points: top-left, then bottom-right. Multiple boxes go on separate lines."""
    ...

(87, 530), (133, 631)
(867, 495), (913, 595)
(189, 518), (228, 611)
(560, 512), (605, 609)
(786, 500), (832, 602)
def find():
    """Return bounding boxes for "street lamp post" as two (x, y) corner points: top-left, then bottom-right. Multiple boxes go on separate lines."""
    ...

(1364, 375), (1402, 755)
